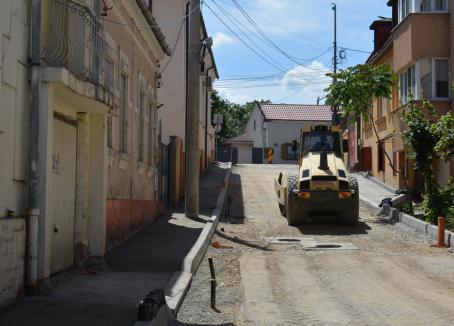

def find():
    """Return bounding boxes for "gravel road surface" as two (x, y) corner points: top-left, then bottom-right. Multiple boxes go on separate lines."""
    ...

(177, 165), (454, 326)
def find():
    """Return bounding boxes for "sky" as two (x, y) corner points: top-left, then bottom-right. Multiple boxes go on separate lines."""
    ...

(202, 0), (391, 105)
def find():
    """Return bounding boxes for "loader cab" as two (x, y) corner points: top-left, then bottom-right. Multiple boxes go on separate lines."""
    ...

(300, 125), (343, 159)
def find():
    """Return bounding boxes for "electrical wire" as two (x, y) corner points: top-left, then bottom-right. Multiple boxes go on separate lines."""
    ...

(211, 0), (331, 64)
(161, 18), (185, 74)
(228, 0), (325, 71)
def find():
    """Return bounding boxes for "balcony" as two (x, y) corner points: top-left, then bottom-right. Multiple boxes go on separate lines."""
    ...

(393, 13), (450, 73)
(42, 0), (114, 106)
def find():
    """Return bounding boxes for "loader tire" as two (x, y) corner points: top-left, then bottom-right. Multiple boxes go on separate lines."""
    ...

(286, 175), (299, 226)
(341, 176), (359, 225)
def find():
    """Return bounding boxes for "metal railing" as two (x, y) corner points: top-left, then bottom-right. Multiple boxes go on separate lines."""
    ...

(43, 0), (114, 94)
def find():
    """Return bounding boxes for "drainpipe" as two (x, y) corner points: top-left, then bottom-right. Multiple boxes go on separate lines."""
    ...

(27, 0), (41, 294)
(205, 67), (215, 168)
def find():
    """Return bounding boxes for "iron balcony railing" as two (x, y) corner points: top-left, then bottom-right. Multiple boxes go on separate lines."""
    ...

(43, 0), (114, 95)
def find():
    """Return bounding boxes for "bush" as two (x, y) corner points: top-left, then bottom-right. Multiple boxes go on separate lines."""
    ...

(422, 177), (454, 225)
(447, 207), (454, 231)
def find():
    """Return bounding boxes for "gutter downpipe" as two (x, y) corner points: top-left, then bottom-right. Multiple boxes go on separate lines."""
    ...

(27, 0), (41, 294)
(205, 66), (215, 168)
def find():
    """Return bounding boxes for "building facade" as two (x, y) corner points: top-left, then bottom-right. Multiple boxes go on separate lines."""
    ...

(356, 0), (454, 193)
(154, 0), (218, 207)
(102, 1), (170, 249)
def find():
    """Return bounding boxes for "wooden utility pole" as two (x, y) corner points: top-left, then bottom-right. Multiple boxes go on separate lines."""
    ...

(185, 0), (201, 217)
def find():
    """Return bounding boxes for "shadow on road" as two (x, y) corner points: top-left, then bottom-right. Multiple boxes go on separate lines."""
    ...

(297, 221), (371, 236)
(215, 230), (273, 251)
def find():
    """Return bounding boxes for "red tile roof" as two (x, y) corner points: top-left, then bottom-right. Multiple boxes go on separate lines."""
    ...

(259, 104), (332, 121)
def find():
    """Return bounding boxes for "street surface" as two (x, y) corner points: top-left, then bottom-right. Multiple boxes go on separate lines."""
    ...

(177, 165), (454, 326)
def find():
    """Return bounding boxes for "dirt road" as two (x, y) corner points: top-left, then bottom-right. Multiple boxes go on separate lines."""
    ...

(177, 165), (454, 326)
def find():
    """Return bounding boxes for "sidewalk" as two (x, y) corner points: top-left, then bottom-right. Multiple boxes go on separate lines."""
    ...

(350, 172), (396, 209)
(0, 163), (229, 326)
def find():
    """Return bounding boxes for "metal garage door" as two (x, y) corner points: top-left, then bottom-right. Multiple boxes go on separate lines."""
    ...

(50, 116), (77, 274)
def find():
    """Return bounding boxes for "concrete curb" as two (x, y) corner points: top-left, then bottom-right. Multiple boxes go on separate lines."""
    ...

(164, 162), (232, 316)
(364, 197), (454, 247)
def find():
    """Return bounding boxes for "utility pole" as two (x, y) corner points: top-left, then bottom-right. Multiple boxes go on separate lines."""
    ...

(185, 0), (201, 218)
(331, 2), (339, 125)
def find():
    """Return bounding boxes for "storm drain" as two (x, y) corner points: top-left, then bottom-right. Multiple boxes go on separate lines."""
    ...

(302, 242), (358, 251)
(266, 237), (358, 250)
(266, 237), (314, 245)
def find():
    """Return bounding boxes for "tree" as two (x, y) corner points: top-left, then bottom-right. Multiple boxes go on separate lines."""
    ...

(211, 91), (270, 144)
(325, 63), (454, 224)
(325, 64), (402, 177)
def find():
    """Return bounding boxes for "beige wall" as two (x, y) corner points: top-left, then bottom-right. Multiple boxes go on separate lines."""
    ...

(393, 13), (450, 73)
(0, 0), (29, 218)
(155, 0), (187, 147)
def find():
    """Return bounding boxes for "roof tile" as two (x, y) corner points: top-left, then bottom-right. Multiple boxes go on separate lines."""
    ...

(260, 104), (332, 121)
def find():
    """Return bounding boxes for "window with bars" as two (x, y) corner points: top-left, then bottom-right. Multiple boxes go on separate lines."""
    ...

(119, 74), (128, 153)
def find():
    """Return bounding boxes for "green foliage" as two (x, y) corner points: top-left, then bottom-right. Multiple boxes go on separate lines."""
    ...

(421, 178), (454, 224)
(398, 201), (414, 216)
(211, 91), (270, 144)
(325, 64), (395, 121)
(401, 100), (438, 182)
(447, 207), (454, 231)
(433, 112), (454, 160)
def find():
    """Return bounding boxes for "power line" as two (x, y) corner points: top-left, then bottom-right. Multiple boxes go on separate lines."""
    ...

(203, 1), (295, 74)
(208, 0), (289, 73)
(211, 0), (331, 64)
(229, 0), (324, 71)
(161, 18), (185, 73)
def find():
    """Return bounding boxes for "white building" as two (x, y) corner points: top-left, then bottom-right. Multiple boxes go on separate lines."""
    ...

(228, 104), (332, 164)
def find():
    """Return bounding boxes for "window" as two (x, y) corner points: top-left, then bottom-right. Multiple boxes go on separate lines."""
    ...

(148, 102), (154, 164)
(378, 97), (388, 118)
(253, 120), (256, 131)
(286, 144), (298, 160)
(138, 93), (145, 161)
(148, 0), (153, 12)
(119, 74), (128, 153)
(105, 58), (114, 90)
(435, 59), (449, 98)
(107, 117), (112, 148)
(420, 58), (432, 99)
(378, 141), (385, 172)
(405, 58), (451, 102)
(399, 0), (448, 22)
(399, 65), (415, 104)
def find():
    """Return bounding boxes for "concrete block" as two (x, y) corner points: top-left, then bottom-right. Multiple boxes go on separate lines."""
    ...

(400, 213), (428, 234)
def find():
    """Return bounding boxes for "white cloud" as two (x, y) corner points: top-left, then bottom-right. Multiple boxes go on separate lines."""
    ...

(215, 61), (332, 105)
(212, 32), (234, 49)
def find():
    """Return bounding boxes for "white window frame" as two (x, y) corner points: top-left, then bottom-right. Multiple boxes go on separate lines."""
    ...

(399, 58), (450, 104)
(398, 0), (448, 23)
